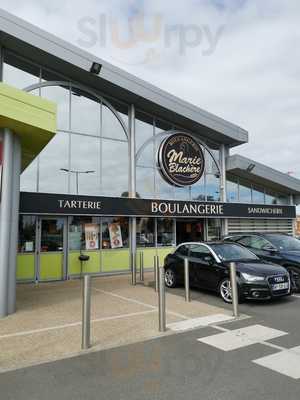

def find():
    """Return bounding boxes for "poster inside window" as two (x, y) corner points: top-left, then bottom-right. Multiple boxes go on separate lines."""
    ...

(101, 217), (129, 249)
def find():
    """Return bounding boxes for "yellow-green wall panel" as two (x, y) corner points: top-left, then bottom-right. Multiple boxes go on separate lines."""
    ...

(0, 82), (57, 171)
(68, 251), (100, 275)
(17, 254), (35, 281)
(157, 247), (175, 265)
(137, 248), (156, 268)
(137, 247), (175, 269)
(39, 253), (63, 281)
(102, 249), (130, 272)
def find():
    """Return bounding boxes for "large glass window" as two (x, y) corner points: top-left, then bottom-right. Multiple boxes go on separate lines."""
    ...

(69, 216), (101, 250)
(41, 85), (70, 131)
(205, 149), (219, 175)
(3, 52), (40, 89)
(102, 104), (127, 141)
(101, 217), (129, 249)
(206, 174), (220, 201)
(175, 186), (191, 201)
(136, 113), (154, 168)
(207, 219), (221, 241)
(227, 179), (238, 202)
(71, 91), (100, 135)
(20, 159), (38, 192)
(191, 177), (205, 201)
(40, 219), (64, 252)
(277, 194), (289, 205)
(18, 216), (36, 253)
(265, 189), (277, 205)
(38, 132), (69, 194)
(157, 218), (175, 247)
(101, 139), (129, 197)
(70, 134), (101, 195)
(137, 218), (155, 247)
(136, 167), (155, 199)
(252, 185), (265, 204)
(239, 183), (252, 203)
(155, 170), (175, 200)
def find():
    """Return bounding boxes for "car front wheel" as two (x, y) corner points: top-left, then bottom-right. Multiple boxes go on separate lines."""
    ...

(286, 266), (300, 292)
(219, 278), (233, 303)
(164, 268), (177, 288)
(218, 278), (244, 304)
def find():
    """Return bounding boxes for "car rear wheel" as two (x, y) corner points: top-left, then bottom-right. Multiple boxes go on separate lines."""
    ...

(165, 268), (177, 288)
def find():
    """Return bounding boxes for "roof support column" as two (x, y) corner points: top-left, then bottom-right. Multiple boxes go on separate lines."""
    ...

(0, 128), (19, 318)
(7, 133), (21, 314)
(129, 104), (137, 285)
(220, 144), (228, 237)
(0, 45), (3, 81)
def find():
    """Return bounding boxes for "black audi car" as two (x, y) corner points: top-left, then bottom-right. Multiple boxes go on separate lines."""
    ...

(164, 242), (291, 303)
(224, 233), (300, 291)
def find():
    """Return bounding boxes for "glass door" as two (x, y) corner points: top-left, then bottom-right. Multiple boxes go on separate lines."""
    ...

(37, 217), (67, 281)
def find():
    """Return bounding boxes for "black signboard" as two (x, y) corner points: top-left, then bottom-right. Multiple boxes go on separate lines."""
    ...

(20, 192), (296, 219)
(157, 133), (205, 187)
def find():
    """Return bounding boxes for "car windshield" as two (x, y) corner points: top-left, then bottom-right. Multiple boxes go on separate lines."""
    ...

(210, 243), (259, 261)
(265, 235), (300, 251)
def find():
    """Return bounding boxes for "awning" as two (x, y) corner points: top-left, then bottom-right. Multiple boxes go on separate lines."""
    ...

(0, 82), (57, 171)
(226, 154), (300, 195)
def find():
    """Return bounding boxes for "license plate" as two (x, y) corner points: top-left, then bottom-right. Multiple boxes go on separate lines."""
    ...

(272, 282), (289, 291)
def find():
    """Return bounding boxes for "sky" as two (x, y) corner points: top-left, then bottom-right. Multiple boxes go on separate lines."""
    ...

(1, 0), (300, 178)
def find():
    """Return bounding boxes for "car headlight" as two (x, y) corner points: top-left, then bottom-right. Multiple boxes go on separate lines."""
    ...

(241, 272), (265, 282)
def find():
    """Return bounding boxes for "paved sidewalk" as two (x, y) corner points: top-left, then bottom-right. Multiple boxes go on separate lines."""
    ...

(0, 273), (234, 372)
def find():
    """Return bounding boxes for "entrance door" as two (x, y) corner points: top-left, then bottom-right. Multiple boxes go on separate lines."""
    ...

(176, 219), (205, 244)
(37, 217), (67, 281)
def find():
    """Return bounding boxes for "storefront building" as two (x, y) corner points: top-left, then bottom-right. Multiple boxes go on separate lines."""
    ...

(1, 9), (300, 315)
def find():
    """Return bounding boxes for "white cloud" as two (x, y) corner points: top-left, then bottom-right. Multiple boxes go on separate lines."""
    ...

(1, 0), (300, 179)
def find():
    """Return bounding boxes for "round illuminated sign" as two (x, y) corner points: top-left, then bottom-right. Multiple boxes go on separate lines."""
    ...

(157, 133), (205, 187)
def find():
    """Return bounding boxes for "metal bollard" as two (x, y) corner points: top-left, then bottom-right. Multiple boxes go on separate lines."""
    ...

(82, 274), (91, 350)
(140, 252), (144, 282)
(131, 252), (137, 286)
(154, 255), (159, 292)
(184, 258), (191, 302)
(229, 262), (239, 318)
(158, 265), (166, 332)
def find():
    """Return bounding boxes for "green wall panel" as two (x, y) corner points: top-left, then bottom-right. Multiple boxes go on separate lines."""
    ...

(68, 251), (101, 275)
(137, 248), (156, 269)
(17, 254), (35, 281)
(157, 247), (175, 265)
(39, 253), (63, 281)
(17, 247), (175, 282)
(136, 247), (175, 269)
(102, 249), (130, 272)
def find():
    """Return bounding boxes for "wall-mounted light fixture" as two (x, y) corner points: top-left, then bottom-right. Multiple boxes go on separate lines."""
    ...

(90, 62), (102, 75)
(246, 163), (256, 173)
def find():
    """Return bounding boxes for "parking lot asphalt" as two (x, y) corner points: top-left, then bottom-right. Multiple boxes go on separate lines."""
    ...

(1, 290), (300, 400)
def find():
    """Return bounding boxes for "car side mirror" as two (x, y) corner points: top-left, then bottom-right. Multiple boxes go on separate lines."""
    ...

(204, 255), (214, 265)
(262, 245), (278, 253)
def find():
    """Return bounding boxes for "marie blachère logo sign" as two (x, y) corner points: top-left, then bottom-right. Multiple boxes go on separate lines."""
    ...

(157, 133), (205, 187)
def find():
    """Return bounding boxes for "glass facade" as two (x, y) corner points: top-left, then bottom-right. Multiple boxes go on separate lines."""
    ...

(3, 51), (129, 198)
(18, 216), (36, 253)
(137, 218), (155, 247)
(226, 178), (290, 205)
(2, 48), (294, 283)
